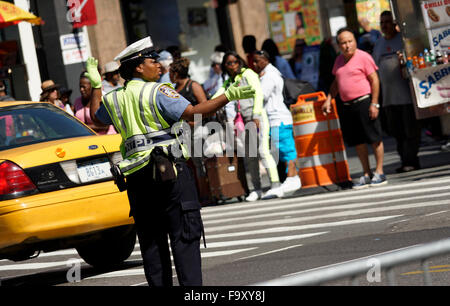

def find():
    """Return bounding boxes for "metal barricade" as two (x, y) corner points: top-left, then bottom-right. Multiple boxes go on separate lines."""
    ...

(252, 238), (450, 286)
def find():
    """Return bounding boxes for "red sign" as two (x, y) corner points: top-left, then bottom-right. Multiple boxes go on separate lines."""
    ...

(67, 0), (97, 29)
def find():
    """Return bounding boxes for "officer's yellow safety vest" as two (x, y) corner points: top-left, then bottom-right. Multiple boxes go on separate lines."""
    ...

(102, 80), (179, 176)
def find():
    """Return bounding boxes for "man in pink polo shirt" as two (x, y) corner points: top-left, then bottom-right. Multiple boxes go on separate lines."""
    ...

(322, 27), (387, 189)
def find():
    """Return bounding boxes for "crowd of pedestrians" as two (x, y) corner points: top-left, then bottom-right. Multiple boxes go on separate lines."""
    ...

(22, 10), (449, 199)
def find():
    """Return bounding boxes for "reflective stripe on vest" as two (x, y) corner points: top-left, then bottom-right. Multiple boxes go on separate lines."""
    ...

(123, 129), (174, 158)
(102, 81), (176, 175)
(293, 119), (340, 137)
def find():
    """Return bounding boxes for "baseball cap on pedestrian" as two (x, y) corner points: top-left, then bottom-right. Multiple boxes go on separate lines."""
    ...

(114, 36), (159, 63)
(103, 61), (120, 74)
(158, 50), (173, 68)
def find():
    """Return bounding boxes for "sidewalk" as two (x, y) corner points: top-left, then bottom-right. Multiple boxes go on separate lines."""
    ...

(285, 133), (450, 198)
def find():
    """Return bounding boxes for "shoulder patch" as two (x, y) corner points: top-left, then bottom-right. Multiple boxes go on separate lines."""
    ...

(159, 85), (180, 99)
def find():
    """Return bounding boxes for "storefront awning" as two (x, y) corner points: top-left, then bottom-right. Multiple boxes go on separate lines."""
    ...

(0, 1), (42, 29)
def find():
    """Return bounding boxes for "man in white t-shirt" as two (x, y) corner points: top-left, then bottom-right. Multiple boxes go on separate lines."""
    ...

(372, 11), (421, 173)
(253, 50), (301, 195)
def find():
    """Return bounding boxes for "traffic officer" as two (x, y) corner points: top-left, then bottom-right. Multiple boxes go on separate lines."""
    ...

(85, 36), (255, 286)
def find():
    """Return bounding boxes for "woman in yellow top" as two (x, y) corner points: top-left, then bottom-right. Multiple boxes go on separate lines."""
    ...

(214, 51), (282, 201)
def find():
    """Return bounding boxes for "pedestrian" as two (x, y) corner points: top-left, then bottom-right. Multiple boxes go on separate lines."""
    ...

(157, 50), (173, 84)
(288, 38), (307, 80)
(40, 80), (65, 109)
(242, 35), (257, 70)
(215, 51), (282, 201)
(170, 57), (207, 108)
(318, 38), (337, 94)
(357, 17), (382, 54)
(102, 61), (122, 94)
(321, 27), (387, 189)
(59, 87), (74, 115)
(0, 80), (14, 101)
(203, 51), (225, 98)
(75, 71), (116, 135)
(170, 56), (208, 176)
(253, 50), (302, 194)
(261, 38), (296, 79)
(372, 11), (421, 173)
(85, 36), (255, 286)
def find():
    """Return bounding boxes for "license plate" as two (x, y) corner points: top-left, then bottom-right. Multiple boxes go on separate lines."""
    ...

(77, 158), (112, 183)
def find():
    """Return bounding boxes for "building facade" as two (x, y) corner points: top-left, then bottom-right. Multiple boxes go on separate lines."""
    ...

(1, 0), (447, 135)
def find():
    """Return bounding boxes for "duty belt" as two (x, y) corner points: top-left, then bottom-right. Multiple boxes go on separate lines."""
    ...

(124, 129), (176, 158)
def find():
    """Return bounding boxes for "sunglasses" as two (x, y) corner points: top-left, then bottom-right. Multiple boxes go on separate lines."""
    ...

(225, 60), (239, 66)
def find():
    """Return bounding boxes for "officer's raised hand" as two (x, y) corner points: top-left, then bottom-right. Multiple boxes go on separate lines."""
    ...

(85, 57), (106, 126)
(85, 57), (102, 89)
(224, 80), (255, 101)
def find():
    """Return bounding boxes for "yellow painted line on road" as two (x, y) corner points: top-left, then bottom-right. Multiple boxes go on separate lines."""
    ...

(430, 265), (450, 269)
(401, 265), (450, 276)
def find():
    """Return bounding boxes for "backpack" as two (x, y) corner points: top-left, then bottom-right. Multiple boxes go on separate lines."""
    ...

(282, 77), (316, 107)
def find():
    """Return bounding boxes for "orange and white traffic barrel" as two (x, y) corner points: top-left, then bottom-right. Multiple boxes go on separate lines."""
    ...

(290, 91), (351, 188)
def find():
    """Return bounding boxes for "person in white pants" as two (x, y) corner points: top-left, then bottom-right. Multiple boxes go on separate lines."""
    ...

(253, 50), (302, 195)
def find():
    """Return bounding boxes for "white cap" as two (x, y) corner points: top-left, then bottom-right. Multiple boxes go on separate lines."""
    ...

(103, 61), (120, 74)
(210, 51), (225, 64)
(158, 50), (173, 69)
(114, 36), (154, 62)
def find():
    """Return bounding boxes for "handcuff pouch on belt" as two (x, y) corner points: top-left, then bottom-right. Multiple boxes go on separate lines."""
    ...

(110, 163), (127, 192)
(151, 146), (177, 182)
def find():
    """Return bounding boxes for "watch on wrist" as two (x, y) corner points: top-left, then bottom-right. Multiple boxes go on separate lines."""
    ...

(371, 103), (380, 109)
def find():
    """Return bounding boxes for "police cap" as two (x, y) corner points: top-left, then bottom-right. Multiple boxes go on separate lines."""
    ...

(114, 36), (160, 64)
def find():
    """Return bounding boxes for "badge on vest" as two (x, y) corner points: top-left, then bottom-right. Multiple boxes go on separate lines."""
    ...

(159, 85), (180, 98)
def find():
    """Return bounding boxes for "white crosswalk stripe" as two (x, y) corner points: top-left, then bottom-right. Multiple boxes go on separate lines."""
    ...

(0, 176), (449, 285)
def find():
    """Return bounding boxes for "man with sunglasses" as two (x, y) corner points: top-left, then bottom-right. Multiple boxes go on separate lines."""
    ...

(85, 36), (255, 286)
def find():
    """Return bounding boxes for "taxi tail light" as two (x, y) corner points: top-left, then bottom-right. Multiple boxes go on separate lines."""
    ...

(0, 161), (37, 196)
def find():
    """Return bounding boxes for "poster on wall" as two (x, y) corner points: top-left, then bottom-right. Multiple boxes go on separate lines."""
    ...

(266, 0), (322, 54)
(355, 0), (391, 31)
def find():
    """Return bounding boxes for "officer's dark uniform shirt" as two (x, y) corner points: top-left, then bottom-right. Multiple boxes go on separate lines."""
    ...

(95, 79), (191, 126)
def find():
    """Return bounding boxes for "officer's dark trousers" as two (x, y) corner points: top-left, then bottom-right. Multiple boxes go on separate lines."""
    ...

(126, 160), (203, 286)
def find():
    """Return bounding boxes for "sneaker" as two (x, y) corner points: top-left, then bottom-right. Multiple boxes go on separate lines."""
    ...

(441, 142), (450, 152)
(370, 173), (387, 187)
(280, 175), (302, 193)
(261, 187), (284, 200)
(352, 175), (371, 190)
(246, 190), (262, 202)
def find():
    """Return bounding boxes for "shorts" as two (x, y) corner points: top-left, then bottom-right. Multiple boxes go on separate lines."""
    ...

(270, 123), (297, 163)
(339, 96), (382, 147)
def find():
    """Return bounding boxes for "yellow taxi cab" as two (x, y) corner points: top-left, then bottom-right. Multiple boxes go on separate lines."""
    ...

(0, 101), (135, 268)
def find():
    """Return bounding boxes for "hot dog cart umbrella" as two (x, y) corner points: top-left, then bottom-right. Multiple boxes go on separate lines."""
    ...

(0, 1), (42, 28)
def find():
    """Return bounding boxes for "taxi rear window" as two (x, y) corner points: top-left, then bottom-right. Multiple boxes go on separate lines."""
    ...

(0, 103), (94, 151)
